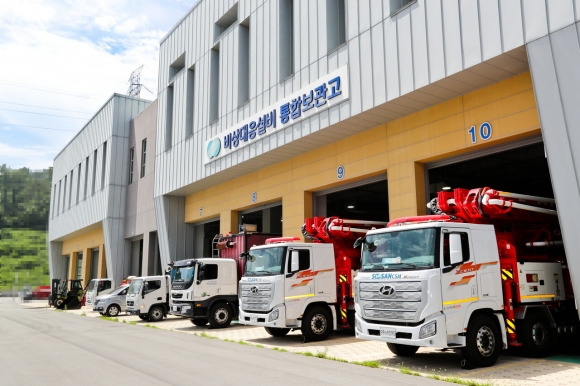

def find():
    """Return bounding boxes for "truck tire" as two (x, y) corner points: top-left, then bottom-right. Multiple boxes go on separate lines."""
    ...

(301, 305), (332, 342)
(191, 318), (208, 327)
(461, 314), (501, 368)
(265, 327), (291, 337)
(54, 298), (64, 308)
(520, 312), (553, 357)
(148, 306), (164, 322)
(209, 303), (233, 329)
(105, 304), (121, 317)
(387, 343), (419, 357)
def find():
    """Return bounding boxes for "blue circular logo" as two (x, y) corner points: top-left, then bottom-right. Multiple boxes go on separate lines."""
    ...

(206, 138), (221, 159)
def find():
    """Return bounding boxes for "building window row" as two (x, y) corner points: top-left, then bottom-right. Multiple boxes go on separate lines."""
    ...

(51, 140), (108, 218)
(163, 0), (345, 149)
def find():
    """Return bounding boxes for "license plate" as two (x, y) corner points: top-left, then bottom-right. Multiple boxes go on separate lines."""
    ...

(250, 316), (258, 323)
(380, 327), (396, 338)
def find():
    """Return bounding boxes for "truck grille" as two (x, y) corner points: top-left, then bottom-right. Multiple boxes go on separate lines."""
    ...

(240, 283), (272, 312)
(358, 281), (423, 322)
(127, 301), (134, 306)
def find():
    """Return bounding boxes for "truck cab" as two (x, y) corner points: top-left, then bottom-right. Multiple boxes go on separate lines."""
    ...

(169, 258), (239, 328)
(238, 240), (338, 341)
(126, 275), (170, 321)
(354, 221), (506, 366)
(85, 278), (115, 307)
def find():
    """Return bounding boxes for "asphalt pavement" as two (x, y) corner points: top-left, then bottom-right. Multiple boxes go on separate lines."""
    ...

(17, 299), (580, 385)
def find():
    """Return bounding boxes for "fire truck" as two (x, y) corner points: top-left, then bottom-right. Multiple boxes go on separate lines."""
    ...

(353, 187), (578, 368)
(238, 217), (386, 341)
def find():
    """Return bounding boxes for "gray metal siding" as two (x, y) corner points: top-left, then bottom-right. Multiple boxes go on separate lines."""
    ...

(527, 21), (580, 325)
(154, 0), (580, 199)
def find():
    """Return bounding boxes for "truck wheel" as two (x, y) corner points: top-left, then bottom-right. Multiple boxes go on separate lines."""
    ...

(54, 298), (64, 308)
(301, 306), (332, 342)
(209, 303), (233, 328)
(148, 306), (164, 322)
(461, 314), (501, 368)
(520, 312), (553, 357)
(387, 343), (419, 357)
(105, 304), (121, 317)
(265, 327), (291, 337)
(191, 318), (208, 327)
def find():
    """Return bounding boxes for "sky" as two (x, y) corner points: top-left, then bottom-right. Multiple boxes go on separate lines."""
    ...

(0, 0), (197, 170)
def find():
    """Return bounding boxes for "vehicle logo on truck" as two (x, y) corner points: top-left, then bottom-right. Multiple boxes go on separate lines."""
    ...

(371, 273), (402, 280)
(379, 285), (395, 296)
(250, 286), (259, 294)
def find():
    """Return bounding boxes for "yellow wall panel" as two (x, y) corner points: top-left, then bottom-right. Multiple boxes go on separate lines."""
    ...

(62, 228), (104, 255)
(185, 72), (540, 229)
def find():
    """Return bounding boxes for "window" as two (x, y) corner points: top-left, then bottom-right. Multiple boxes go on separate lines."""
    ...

(144, 280), (161, 293)
(214, 4), (238, 40)
(140, 139), (147, 178)
(186, 67), (195, 137)
(91, 149), (97, 195)
(68, 170), (73, 209)
(57, 180), (61, 214)
(62, 175), (67, 213)
(390, 0), (416, 16)
(238, 19), (250, 106)
(84, 157), (89, 200)
(327, 0), (346, 52)
(76, 253), (83, 279)
(287, 249), (311, 272)
(52, 184), (57, 218)
(169, 53), (185, 81)
(129, 147), (135, 184)
(209, 47), (220, 122)
(279, 0), (294, 80)
(101, 141), (107, 189)
(76, 163), (81, 204)
(199, 264), (218, 281)
(165, 85), (174, 149)
(443, 232), (470, 266)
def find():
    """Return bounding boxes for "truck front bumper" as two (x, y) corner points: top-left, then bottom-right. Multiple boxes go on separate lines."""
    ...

(354, 313), (454, 348)
(239, 304), (290, 328)
(169, 302), (194, 318)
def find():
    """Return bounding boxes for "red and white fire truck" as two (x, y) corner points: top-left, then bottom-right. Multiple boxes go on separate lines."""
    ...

(353, 187), (577, 368)
(238, 217), (386, 341)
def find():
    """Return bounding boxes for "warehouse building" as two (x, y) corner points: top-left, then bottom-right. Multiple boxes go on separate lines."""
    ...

(50, 1), (580, 295)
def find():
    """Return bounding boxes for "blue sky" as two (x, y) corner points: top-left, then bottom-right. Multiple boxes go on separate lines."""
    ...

(0, 0), (197, 170)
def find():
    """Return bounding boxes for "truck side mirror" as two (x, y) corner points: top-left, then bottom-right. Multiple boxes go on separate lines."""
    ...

(197, 264), (205, 284)
(449, 233), (463, 265)
(290, 250), (299, 272)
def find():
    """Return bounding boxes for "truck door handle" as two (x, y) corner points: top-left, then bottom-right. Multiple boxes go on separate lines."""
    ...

(157, 297), (162, 300)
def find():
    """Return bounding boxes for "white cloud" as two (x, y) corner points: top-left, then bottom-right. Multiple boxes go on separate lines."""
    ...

(0, 0), (196, 170)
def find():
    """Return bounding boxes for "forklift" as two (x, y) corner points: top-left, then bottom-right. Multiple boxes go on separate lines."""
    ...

(49, 279), (84, 309)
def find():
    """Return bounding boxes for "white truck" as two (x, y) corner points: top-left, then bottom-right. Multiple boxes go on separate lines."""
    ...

(84, 278), (115, 307)
(238, 218), (385, 341)
(353, 187), (578, 368)
(168, 258), (239, 328)
(125, 275), (170, 322)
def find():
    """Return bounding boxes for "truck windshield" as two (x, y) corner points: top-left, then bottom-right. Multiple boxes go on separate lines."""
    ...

(87, 280), (97, 291)
(244, 247), (285, 276)
(361, 228), (437, 270)
(171, 266), (195, 287)
(127, 279), (143, 295)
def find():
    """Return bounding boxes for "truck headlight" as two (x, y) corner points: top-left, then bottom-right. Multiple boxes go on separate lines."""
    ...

(419, 321), (436, 339)
(268, 309), (279, 322)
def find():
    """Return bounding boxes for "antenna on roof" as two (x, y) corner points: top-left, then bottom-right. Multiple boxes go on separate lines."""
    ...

(127, 65), (147, 97)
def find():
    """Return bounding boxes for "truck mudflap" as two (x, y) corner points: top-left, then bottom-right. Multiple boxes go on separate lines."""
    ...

(354, 313), (453, 348)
